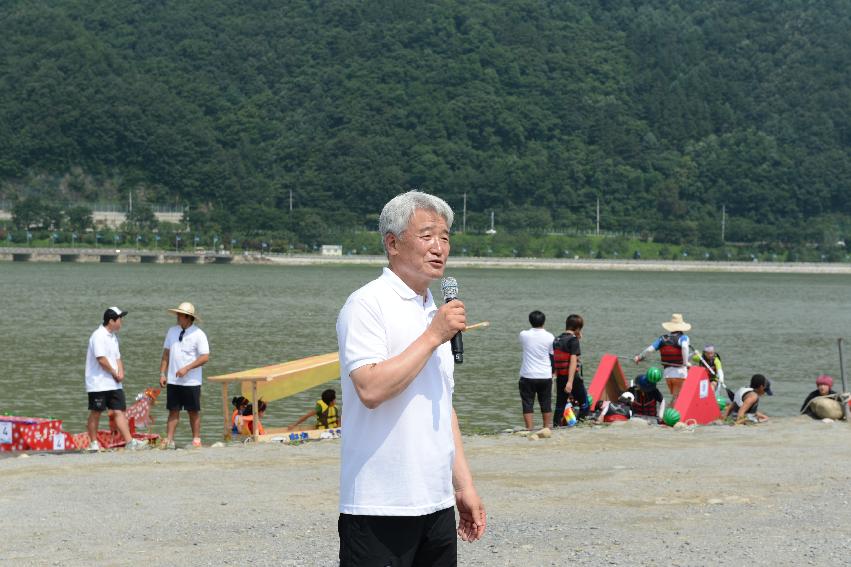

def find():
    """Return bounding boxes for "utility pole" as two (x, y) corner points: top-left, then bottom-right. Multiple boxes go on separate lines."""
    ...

(289, 189), (293, 212)
(721, 204), (726, 243)
(462, 193), (467, 233)
(596, 196), (600, 236)
(128, 190), (133, 215)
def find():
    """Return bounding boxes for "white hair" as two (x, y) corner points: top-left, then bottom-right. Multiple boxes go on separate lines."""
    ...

(379, 190), (454, 252)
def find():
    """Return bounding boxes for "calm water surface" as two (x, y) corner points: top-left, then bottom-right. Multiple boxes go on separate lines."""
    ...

(2, 262), (850, 443)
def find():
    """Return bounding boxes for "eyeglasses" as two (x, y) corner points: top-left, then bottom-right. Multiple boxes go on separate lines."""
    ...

(179, 329), (185, 342)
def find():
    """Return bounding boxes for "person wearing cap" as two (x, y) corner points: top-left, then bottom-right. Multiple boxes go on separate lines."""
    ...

(800, 375), (839, 418)
(690, 344), (724, 389)
(84, 307), (147, 451)
(158, 302), (210, 449)
(594, 392), (634, 424)
(723, 374), (772, 424)
(628, 374), (666, 422)
(634, 313), (692, 401)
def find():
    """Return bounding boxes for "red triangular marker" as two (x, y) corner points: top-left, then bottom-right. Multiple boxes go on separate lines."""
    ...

(672, 366), (721, 424)
(587, 354), (629, 406)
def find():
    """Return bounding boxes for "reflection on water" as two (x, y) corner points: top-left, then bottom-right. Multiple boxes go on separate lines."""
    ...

(1, 262), (850, 443)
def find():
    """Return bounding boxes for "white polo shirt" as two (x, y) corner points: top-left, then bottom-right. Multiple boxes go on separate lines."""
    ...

(519, 327), (555, 379)
(337, 267), (456, 516)
(163, 324), (210, 386)
(85, 325), (122, 393)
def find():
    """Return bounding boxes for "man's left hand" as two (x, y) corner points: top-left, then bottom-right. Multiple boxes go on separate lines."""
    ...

(456, 486), (486, 542)
(176, 366), (189, 378)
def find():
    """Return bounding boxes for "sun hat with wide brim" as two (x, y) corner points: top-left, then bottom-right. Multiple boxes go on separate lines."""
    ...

(167, 302), (201, 322)
(661, 313), (691, 332)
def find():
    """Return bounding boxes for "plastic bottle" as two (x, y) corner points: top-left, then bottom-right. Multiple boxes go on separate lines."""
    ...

(563, 402), (577, 427)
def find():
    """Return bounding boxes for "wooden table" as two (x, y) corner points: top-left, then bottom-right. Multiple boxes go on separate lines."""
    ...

(208, 352), (340, 442)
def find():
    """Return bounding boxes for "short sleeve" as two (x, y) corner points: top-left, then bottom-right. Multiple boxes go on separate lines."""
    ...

(162, 329), (173, 350)
(566, 336), (581, 356)
(337, 293), (389, 378)
(92, 332), (109, 359)
(196, 331), (210, 355)
(314, 402), (323, 415)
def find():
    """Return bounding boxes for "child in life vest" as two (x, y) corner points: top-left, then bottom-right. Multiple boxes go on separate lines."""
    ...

(288, 389), (341, 430)
(231, 396), (249, 435)
(239, 399), (267, 435)
(594, 392), (634, 424)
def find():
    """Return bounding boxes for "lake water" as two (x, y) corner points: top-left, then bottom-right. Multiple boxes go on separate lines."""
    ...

(1, 262), (850, 443)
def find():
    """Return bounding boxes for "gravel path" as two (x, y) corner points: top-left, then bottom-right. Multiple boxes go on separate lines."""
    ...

(2, 416), (850, 566)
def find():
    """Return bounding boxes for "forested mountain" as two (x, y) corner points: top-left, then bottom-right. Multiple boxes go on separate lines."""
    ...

(1, 0), (849, 246)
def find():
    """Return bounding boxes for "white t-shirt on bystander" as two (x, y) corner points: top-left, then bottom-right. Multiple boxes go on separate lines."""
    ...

(163, 324), (210, 387)
(85, 325), (122, 393)
(519, 327), (555, 379)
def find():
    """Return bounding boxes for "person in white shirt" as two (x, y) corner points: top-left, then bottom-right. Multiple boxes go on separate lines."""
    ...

(158, 302), (210, 449)
(84, 307), (146, 451)
(336, 190), (485, 566)
(518, 310), (555, 430)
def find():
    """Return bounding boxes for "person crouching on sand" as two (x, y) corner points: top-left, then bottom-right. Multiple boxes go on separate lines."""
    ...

(723, 374), (772, 425)
(800, 375), (842, 419)
(594, 392), (634, 424)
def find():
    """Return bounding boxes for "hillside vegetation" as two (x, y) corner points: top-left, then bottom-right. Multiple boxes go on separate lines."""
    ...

(1, 0), (849, 253)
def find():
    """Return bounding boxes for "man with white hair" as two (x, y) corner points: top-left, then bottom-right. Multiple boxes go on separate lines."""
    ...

(336, 190), (485, 565)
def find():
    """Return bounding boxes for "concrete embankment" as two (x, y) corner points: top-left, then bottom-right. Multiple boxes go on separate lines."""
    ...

(3, 246), (851, 273)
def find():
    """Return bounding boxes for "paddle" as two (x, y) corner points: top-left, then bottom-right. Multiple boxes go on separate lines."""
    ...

(838, 338), (850, 421)
(463, 321), (490, 332)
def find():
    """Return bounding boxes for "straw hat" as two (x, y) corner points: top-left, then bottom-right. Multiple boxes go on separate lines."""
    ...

(661, 313), (691, 332)
(167, 302), (201, 321)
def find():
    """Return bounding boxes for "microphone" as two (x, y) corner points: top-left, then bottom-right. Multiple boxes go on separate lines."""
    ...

(440, 276), (464, 364)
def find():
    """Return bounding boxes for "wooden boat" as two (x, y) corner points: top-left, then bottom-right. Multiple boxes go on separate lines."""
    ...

(0, 388), (161, 452)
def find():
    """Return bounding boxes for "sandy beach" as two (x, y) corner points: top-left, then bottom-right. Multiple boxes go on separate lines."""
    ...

(2, 417), (850, 566)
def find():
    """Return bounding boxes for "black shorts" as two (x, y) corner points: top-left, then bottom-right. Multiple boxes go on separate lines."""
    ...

(88, 389), (126, 412)
(519, 377), (553, 413)
(339, 507), (456, 567)
(166, 384), (202, 412)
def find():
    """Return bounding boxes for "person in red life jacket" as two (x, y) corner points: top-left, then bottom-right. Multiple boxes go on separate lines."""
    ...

(231, 396), (249, 435)
(722, 374), (772, 425)
(628, 374), (666, 423)
(594, 392), (634, 424)
(289, 388), (342, 430)
(239, 399), (267, 435)
(553, 314), (587, 424)
(634, 313), (691, 402)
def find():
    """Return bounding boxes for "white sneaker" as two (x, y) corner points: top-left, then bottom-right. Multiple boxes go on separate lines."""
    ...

(87, 441), (101, 452)
(126, 439), (148, 451)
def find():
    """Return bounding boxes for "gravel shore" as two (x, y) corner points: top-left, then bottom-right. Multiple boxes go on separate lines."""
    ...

(2, 417), (850, 566)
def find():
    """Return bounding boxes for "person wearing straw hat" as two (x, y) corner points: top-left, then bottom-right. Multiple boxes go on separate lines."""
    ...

(633, 313), (692, 401)
(158, 302), (210, 449)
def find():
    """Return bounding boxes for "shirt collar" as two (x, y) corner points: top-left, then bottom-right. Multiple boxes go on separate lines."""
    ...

(381, 267), (434, 306)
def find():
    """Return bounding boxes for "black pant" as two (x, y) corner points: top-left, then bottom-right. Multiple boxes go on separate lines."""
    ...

(339, 507), (456, 567)
(554, 375), (587, 425)
(519, 377), (553, 414)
